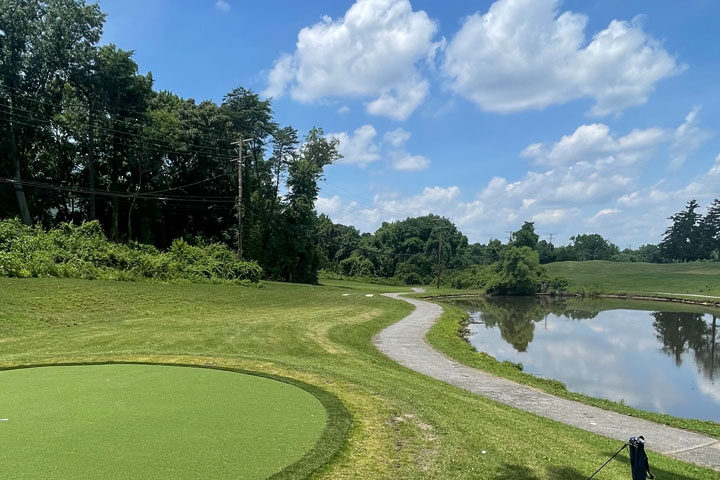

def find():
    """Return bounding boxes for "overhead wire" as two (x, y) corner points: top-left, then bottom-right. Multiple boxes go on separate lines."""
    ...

(0, 105), (239, 161)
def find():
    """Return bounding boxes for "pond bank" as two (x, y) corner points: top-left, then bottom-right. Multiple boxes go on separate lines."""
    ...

(375, 293), (720, 472)
(418, 291), (720, 309)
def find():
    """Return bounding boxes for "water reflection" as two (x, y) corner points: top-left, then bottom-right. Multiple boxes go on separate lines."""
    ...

(454, 297), (720, 421)
(653, 312), (719, 381)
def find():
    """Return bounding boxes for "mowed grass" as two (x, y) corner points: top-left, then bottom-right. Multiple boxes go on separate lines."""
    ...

(547, 261), (720, 298)
(0, 364), (327, 480)
(0, 278), (717, 479)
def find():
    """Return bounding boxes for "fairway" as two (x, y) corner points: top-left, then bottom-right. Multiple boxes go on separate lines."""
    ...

(0, 364), (327, 480)
(546, 260), (720, 297)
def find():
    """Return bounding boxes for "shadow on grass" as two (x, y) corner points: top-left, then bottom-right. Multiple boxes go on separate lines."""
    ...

(498, 453), (708, 480)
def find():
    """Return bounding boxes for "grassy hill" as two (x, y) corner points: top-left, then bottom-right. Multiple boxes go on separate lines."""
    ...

(546, 261), (720, 298)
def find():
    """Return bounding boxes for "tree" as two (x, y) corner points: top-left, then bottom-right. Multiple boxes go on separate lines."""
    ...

(487, 246), (546, 295)
(569, 234), (619, 261)
(0, 0), (104, 224)
(660, 200), (702, 262)
(698, 199), (720, 260)
(279, 127), (340, 283)
(511, 221), (539, 250)
(537, 239), (556, 264)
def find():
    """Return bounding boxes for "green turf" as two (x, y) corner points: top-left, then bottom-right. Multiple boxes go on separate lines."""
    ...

(0, 277), (717, 479)
(0, 364), (326, 480)
(546, 260), (720, 298)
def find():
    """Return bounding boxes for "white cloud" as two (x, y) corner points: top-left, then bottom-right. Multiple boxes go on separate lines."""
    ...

(442, 0), (681, 116)
(318, 111), (715, 246)
(327, 125), (380, 167)
(214, 0), (231, 12)
(532, 208), (581, 224)
(668, 106), (711, 170)
(263, 0), (438, 120)
(390, 152), (430, 171)
(522, 109), (706, 169)
(337, 105), (350, 114)
(326, 125), (430, 171)
(383, 128), (412, 148)
(588, 208), (620, 223)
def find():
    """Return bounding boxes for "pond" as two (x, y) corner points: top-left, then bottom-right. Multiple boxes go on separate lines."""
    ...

(451, 296), (720, 422)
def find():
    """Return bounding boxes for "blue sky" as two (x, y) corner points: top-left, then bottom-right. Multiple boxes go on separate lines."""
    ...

(96, 0), (720, 247)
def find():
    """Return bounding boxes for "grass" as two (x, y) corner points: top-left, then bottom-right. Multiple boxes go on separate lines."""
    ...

(426, 298), (720, 440)
(0, 277), (717, 479)
(0, 363), (330, 480)
(546, 261), (720, 299)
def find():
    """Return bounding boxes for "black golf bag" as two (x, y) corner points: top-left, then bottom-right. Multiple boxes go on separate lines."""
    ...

(628, 436), (654, 480)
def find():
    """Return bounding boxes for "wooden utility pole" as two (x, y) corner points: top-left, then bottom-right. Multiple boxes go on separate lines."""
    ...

(436, 236), (442, 289)
(231, 136), (252, 259)
(88, 105), (96, 219)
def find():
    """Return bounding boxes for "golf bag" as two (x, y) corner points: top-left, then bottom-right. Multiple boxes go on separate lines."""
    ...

(587, 435), (654, 480)
(628, 436), (654, 480)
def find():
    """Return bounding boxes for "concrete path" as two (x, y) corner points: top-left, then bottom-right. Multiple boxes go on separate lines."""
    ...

(374, 293), (720, 472)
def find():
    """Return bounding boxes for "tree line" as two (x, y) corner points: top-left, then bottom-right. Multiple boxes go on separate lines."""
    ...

(0, 0), (339, 283)
(2, 2), (714, 287)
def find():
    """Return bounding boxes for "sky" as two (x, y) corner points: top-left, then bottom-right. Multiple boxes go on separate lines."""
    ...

(96, 0), (720, 247)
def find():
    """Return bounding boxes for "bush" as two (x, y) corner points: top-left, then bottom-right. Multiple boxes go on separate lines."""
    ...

(448, 265), (495, 289)
(0, 219), (262, 285)
(486, 246), (545, 295)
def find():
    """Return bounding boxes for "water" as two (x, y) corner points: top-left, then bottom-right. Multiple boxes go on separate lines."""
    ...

(453, 297), (720, 422)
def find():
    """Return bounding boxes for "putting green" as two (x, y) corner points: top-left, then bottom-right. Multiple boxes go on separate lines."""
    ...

(0, 364), (328, 479)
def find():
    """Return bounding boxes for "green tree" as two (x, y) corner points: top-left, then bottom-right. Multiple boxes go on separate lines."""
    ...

(568, 234), (619, 261)
(511, 221), (539, 250)
(0, 0), (104, 224)
(698, 199), (720, 260)
(660, 200), (702, 262)
(279, 127), (340, 283)
(487, 246), (546, 295)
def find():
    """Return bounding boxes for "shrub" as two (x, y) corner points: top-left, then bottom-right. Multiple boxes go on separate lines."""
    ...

(486, 246), (545, 295)
(0, 219), (262, 285)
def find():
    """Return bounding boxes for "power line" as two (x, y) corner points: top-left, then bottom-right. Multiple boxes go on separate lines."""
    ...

(0, 105), (238, 161)
(0, 177), (236, 204)
(0, 82), (271, 156)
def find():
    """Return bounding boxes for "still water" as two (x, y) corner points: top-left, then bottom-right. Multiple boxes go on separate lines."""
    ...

(453, 297), (720, 421)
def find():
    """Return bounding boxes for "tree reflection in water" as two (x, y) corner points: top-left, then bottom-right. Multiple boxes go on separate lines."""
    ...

(653, 312), (719, 380)
(457, 297), (719, 381)
(458, 296), (600, 352)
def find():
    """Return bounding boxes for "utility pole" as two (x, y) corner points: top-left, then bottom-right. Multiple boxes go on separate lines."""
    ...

(231, 136), (252, 259)
(433, 224), (452, 289)
(547, 233), (555, 246)
(436, 236), (442, 289)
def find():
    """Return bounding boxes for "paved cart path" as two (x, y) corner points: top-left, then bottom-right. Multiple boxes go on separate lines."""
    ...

(374, 293), (720, 472)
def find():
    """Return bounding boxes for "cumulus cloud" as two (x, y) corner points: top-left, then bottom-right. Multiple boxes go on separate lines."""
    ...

(328, 124), (431, 171)
(522, 109), (708, 169)
(327, 125), (380, 167)
(668, 106), (711, 170)
(442, 0), (681, 116)
(383, 128), (412, 148)
(264, 0), (438, 120)
(318, 113), (713, 246)
(214, 0), (231, 12)
(389, 152), (431, 171)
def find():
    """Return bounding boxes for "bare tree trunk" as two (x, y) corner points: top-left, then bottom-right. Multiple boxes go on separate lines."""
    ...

(8, 91), (31, 224)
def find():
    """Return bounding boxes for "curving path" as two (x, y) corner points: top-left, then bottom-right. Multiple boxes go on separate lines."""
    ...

(374, 293), (720, 472)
